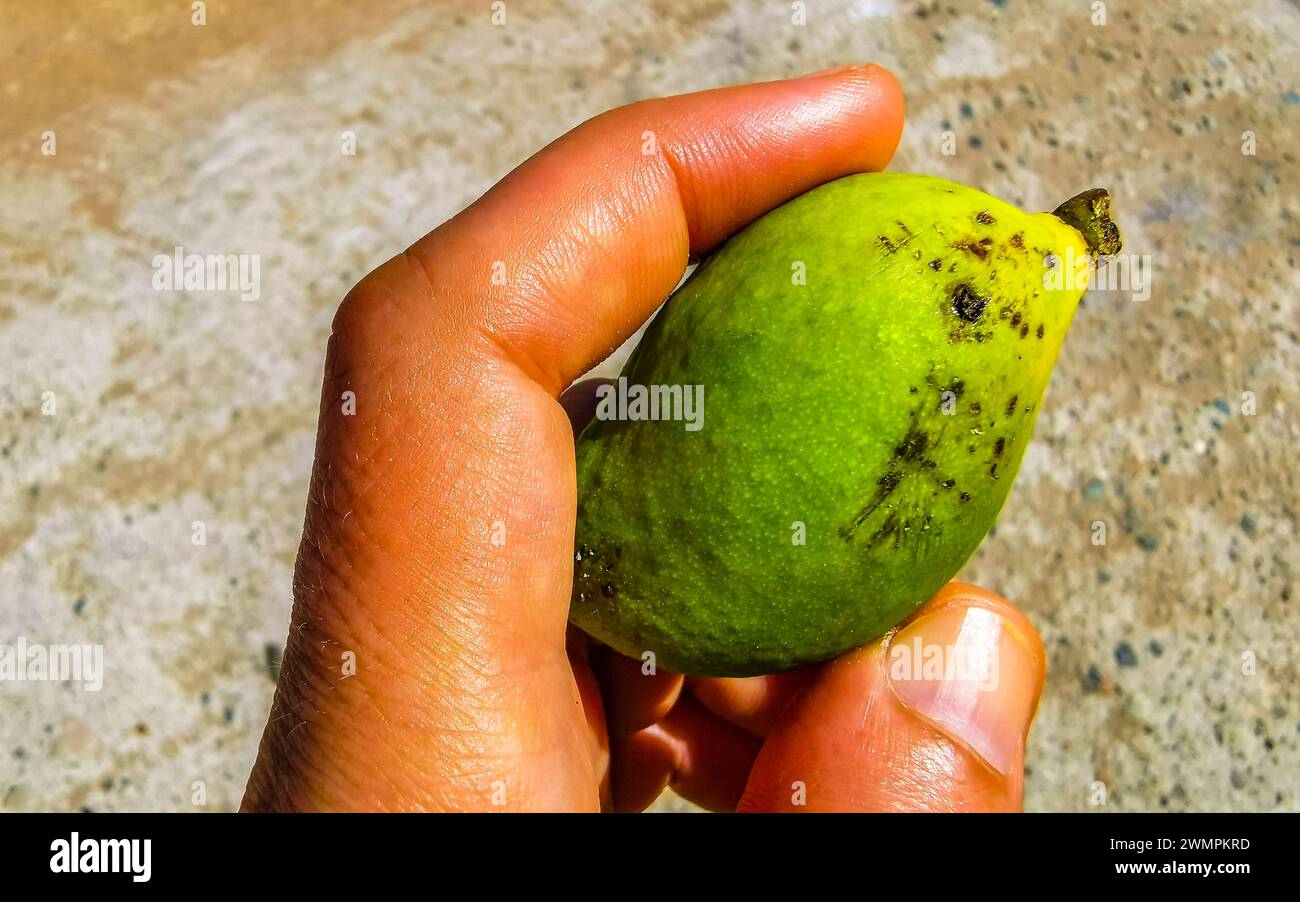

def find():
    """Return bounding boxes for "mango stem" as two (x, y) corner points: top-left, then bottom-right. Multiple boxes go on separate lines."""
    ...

(1052, 189), (1123, 257)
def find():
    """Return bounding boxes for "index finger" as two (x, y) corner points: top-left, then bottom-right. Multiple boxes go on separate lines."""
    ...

(337, 64), (905, 394)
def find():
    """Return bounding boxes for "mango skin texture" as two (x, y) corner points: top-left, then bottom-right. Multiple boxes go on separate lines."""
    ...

(571, 173), (1094, 677)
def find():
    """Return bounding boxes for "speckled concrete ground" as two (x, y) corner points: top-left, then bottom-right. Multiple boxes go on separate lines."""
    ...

(0, 0), (1295, 812)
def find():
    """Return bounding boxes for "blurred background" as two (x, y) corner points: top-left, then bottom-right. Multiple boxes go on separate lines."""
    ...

(1, 0), (1295, 812)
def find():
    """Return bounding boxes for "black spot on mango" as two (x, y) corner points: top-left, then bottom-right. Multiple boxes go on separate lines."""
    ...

(952, 284), (988, 322)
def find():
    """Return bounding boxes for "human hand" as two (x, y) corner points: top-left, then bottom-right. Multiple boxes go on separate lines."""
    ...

(242, 65), (1046, 812)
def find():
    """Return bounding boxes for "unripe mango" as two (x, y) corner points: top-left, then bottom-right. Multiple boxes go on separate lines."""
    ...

(570, 173), (1121, 677)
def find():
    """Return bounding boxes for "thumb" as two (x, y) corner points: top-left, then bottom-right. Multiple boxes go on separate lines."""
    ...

(738, 583), (1047, 812)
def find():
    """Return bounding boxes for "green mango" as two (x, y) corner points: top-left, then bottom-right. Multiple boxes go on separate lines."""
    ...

(570, 173), (1121, 677)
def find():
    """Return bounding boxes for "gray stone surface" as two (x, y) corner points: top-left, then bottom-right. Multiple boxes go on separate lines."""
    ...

(0, 0), (1295, 812)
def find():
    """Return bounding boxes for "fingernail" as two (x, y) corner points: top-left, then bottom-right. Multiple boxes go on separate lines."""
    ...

(885, 604), (1042, 775)
(797, 63), (873, 80)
